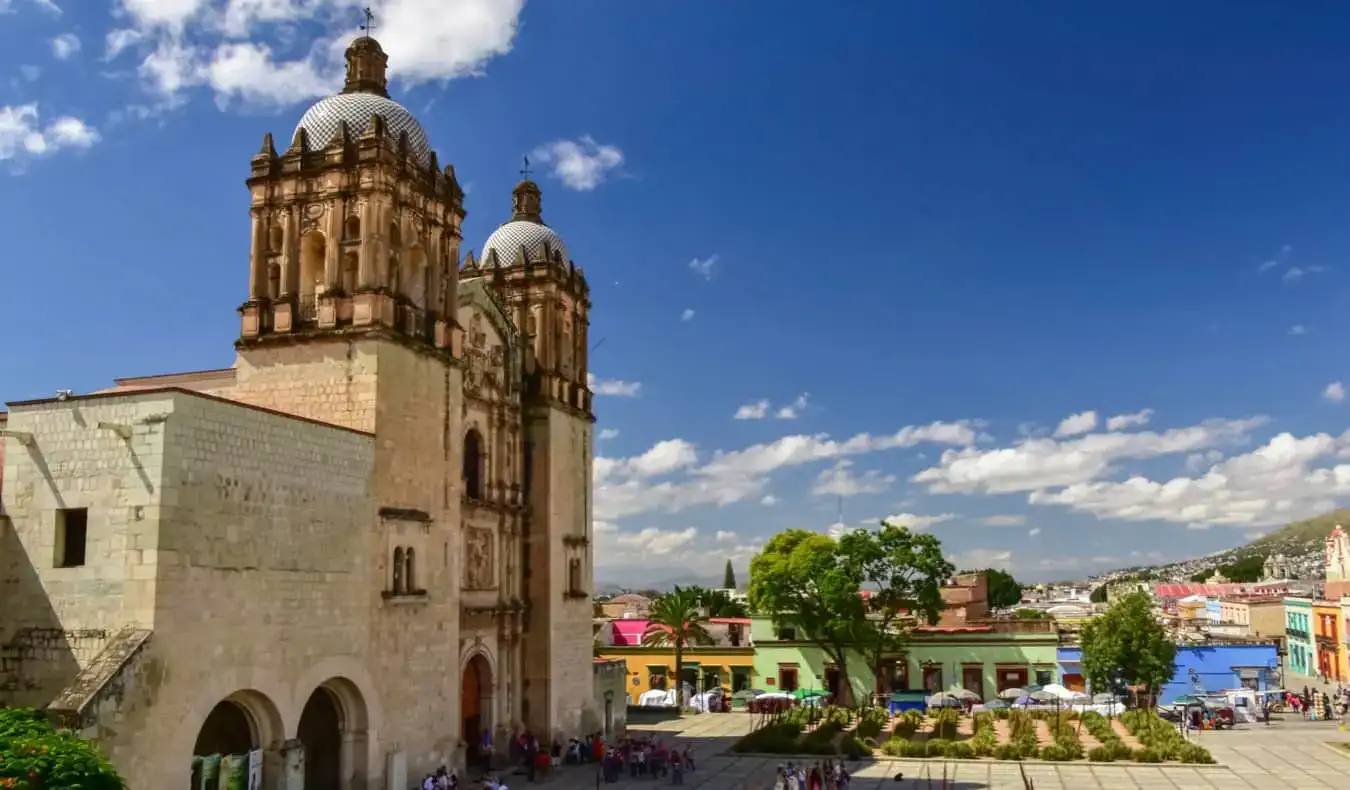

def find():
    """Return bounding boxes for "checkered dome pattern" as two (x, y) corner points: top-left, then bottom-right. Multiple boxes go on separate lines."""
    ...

(481, 221), (569, 266)
(294, 93), (432, 165)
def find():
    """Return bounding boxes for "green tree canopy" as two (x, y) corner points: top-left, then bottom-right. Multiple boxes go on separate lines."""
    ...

(0, 708), (125, 789)
(977, 568), (1024, 608)
(698, 588), (748, 618)
(723, 559), (737, 590)
(1079, 591), (1176, 700)
(1012, 608), (1052, 620)
(1188, 554), (1266, 584)
(1089, 584), (1108, 603)
(641, 586), (713, 709)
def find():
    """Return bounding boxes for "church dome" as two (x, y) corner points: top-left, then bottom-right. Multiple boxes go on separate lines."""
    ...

(294, 93), (432, 165)
(481, 220), (569, 266)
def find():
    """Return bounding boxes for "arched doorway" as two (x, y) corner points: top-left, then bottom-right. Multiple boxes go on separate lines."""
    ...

(192, 691), (282, 790)
(461, 653), (493, 745)
(296, 678), (370, 790)
(297, 687), (342, 790)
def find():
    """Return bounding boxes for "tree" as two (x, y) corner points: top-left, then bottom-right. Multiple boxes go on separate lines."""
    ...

(1012, 608), (1051, 620)
(750, 530), (868, 703)
(979, 568), (1023, 609)
(0, 707), (126, 789)
(1079, 591), (1176, 702)
(723, 559), (737, 590)
(840, 523), (954, 701)
(698, 588), (748, 618)
(641, 586), (713, 710)
(1089, 584), (1108, 603)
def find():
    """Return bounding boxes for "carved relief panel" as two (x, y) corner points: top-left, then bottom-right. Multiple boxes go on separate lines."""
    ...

(464, 527), (496, 590)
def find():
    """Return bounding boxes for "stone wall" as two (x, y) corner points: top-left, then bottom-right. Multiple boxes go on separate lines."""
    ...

(589, 659), (627, 737)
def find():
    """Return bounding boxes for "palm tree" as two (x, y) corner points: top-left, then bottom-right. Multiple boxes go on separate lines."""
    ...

(699, 588), (749, 618)
(641, 586), (714, 710)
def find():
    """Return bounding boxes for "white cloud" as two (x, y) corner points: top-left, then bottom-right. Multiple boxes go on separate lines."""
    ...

(32, 0), (60, 14)
(598, 428), (619, 441)
(715, 530), (736, 542)
(0, 104), (99, 163)
(1053, 410), (1098, 438)
(19, 65), (41, 81)
(759, 495), (778, 506)
(594, 522), (763, 572)
(949, 548), (1014, 571)
(1027, 430), (1350, 528)
(776, 394), (809, 420)
(1104, 409), (1153, 431)
(734, 399), (770, 420)
(881, 512), (955, 531)
(914, 415), (1265, 495)
(980, 515), (1027, 526)
(811, 460), (896, 498)
(1027, 528), (1041, 537)
(1184, 449), (1225, 473)
(50, 33), (80, 60)
(689, 255), (718, 280)
(595, 420), (979, 522)
(587, 373), (641, 397)
(531, 135), (623, 191)
(680, 308), (695, 322)
(107, 0), (524, 110)
(1284, 265), (1327, 283)
(1324, 381), (1345, 403)
(1289, 325), (1307, 336)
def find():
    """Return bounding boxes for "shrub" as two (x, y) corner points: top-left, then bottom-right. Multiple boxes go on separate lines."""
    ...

(837, 733), (871, 760)
(946, 741), (975, 759)
(1177, 743), (1216, 764)
(893, 709), (924, 737)
(1132, 747), (1163, 763)
(993, 743), (1025, 761)
(1038, 744), (1071, 761)
(879, 738), (907, 757)
(924, 738), (951, 758)
(0, 708), (126, 790)
(731, 721), (802, 753)
(854, 707), (889, 740)
(930, 708), (960, 740)
(1087, 746), (1116, 762)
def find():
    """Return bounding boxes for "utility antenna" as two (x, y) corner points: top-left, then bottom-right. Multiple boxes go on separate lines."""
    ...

(360, 6), (377, 35)
(520, 156), (533, 178)
(590, 337), (606, 352)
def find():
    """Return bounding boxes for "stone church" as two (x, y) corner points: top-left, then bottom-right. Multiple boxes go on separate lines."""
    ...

(0, 33), (611, 790)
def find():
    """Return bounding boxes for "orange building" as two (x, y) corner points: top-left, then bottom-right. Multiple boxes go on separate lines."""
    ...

(1313, 601), (1344, 682)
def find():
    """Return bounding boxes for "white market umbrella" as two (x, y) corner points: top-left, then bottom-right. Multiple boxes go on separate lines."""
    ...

(999, 687), (1028, 700)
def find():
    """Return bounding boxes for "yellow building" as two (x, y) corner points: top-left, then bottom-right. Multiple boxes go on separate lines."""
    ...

(1313, 601), (1345, 682)
(1340, 597), (1350, 681)
(594, 618), (755, 700)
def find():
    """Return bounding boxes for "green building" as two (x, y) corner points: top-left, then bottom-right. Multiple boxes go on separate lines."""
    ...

(750, 615), (1060, 703)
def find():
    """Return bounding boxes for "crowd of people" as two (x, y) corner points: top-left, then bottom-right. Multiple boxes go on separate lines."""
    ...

(598, 733), (696, 783)
(1285, 685), (1350, 721)
(772, 760), (851, 790)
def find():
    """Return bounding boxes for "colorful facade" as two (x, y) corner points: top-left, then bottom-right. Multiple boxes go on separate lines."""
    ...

(1058, 643), (1278, 703)
(749, 615), (1059, 703)
(594, 618), (755, 699)
(1313, 601), (1344, 682)
(1283, 597), (1315, 676)
(1341, 597), (1350, 682)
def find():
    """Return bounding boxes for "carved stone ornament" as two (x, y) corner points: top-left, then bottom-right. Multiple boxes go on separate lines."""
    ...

(305, 203), (326, 220)
(464, 528), (494, 589)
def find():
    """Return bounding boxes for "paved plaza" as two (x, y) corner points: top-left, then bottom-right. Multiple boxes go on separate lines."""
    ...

(526, 712), (1350, 789)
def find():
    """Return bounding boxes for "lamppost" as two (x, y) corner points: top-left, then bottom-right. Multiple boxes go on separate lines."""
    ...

(596, 690), (613, 790)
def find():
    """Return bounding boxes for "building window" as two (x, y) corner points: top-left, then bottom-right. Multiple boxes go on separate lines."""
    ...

(962, 665), (984, 699)
(522, 440), (533, 499)
(1035, 669), (1054, 687)
(404, 547), (416, 592)
(568, 558), (583, 595)
(392, 547), (406, 594)
(776, 627), (796, 641)
(778, 666), (799, 692)
(731, 667), (752, 693)
(463, 429), (485, 500)
(55, 508), (88, 568)
(922, 665), (943, 692)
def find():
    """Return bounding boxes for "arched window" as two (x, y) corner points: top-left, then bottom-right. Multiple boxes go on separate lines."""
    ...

(344, 215), (361, 241)
(463, 430), (484, 500)
(341, 252), (359, 294)
(404, 548), (416, 592)
(268, 224), (284, 254)
(299, 231), (326, 307)
(392, 547), (406, 593)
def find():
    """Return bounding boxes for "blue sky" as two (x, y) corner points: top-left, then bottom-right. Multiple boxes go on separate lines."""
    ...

(7, 1), (1350, 585)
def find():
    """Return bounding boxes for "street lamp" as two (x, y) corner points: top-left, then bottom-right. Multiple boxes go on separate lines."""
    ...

(596, 691), (614, 790)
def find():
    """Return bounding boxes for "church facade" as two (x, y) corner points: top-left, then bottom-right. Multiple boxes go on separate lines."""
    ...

(0, 35), (599, 790)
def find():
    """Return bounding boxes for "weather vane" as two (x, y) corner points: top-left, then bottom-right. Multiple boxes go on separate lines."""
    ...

(360, 6), (377, 35)
(520, 156), (533, 178)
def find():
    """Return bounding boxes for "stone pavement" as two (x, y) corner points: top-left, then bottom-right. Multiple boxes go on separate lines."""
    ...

(516, 711), (1350, 790)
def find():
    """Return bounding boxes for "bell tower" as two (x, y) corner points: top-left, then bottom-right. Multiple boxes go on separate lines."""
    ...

(468, 177), (595, 737)
(237, 33), (465, 361)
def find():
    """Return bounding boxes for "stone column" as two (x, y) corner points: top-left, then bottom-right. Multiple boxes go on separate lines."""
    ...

(279, 739), (305, 790)
(249, 211), (266, 299)
(324, 199), (342, 287)
(339, 731), (368, 789)
(357, 199), (375, 288)
(279, 208), (296, 296)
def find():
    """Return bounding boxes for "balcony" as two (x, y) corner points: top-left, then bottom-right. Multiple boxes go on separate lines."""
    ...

(1287, 628), (1310, 641)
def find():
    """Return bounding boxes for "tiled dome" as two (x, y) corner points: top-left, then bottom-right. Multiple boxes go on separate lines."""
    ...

(481, 221), (569, 266)
(294, 93), (431, 165)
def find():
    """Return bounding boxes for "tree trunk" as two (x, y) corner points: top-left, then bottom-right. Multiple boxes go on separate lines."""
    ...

(833, 648), (852, 707)
(675, 642), (685, 711)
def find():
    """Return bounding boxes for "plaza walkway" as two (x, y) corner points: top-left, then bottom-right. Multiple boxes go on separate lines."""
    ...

(523, 711), (1350, 789)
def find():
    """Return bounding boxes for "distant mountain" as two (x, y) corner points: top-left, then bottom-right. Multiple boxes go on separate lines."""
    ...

(594, 571), (737, 594)
(1239, 508), (1350, 556)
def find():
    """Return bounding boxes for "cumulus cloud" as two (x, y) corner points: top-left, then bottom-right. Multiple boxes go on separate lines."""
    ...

(913, 414), (1265, 495)
(1053, 410), (1098, 438)
(531, 135), (624, 191)
(689, 255), (717, 280)
(715, 530), (736, 542)
(759, 495), (778, 506)
(105, 0), (525, 110)
(811, 460), (895, 498)
(1324, 381), (1345, 403)
(881, 512), (955, 531)
(1289, 325), (1307, 336)
(598, 428), (619, 441)
(50, 33), (80, 60)
(1104, 409), (1153, 431)
(980, 515), (1027, 526)
(0, 104), (98, 164)
(594, 522), (763, 572)
(1027, 528), (1041, 537)
(594, 419), (980, 522)
(776, 394), (809, 420)
(735, 395), (809, 421)
(587, 373), (641, 397)
(680, 308), (695, 322)
(734, 399), (770, 420)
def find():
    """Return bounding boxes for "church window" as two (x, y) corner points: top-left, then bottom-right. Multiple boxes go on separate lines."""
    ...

(344, 215), (361, 241)
(392, 547), (406, 594)
(341, 252), (358, 294)
(268, 224), (283, 253)
(267, 263), (281, 300)
(404, 548), (416, 592)
(298, 231), (326, 312)
(568, 557), (583, 595)
(464, 429), (485, 500)
(522, 440), (533, 499)
(54, 508), (88, 568)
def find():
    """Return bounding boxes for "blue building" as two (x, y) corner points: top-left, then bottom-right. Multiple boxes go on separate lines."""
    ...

(1204, 599), (1222, 624)
(1058, 645), (1279, 704)
(1284, 598), (1314, 676)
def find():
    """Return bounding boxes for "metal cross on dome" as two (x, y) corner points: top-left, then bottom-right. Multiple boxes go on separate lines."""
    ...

(520, 156), (533, 178)
(360, 6), (377, 35)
